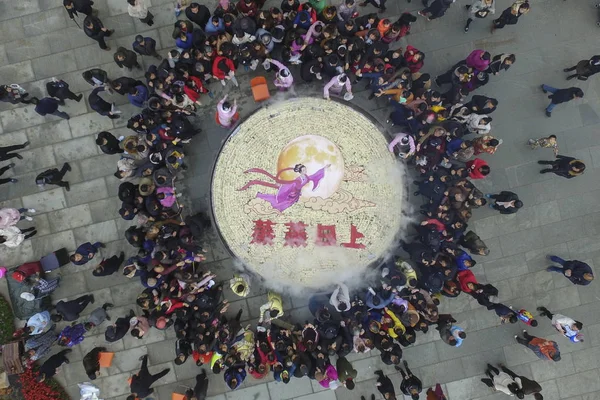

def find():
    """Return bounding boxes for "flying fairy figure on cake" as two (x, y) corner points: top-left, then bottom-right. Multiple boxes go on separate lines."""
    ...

(237, 163), (330, 212)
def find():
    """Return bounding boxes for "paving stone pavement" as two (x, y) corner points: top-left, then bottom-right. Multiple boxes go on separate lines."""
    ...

(1, 0), (600, 399)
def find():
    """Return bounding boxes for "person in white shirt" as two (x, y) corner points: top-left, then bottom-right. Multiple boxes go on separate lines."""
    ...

(538, 306), (584, 342)
(329, 282), (350, 312)
(481, 364), (524, 398)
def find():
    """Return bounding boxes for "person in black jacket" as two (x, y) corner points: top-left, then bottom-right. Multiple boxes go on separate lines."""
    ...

(105, 309), (134, 342)
(52, 294), (95, 322)
(114, 47), (141, 70)
(96, 131), (123, 154)
(547, 255), (594, 286)
(540, 84), (583, 117)
(37, 349), (72, 381)
(419, 0), (455, 21)
(93, 252), (125, 277)
(35, 163), (71, 191)
(84, 15), (114, 51)
(127, 355), (171, 399)
(83, 346), (106, 380)
(499, 365), (543, 399)
(186, 3), (211, 27)
(31, 97), (70, 120)
(82, 68), (109, 87)
(485, 191), (522, 214)
(185, 370), (209, 400)
(132, 35), (161, 59)
(63, 0), (95, 19)
(0, 142), (29, 162)
(375, 370), (396, 399)
(564, 55), (600, 81)
(300, 59), (323, 82)
(89, 87), (119, 119)
(463, 95), (498, 115)
(538, 155), (585, 179)
(397, 360), (422, 400)
(46, 78), (83, 103)
(110, 77), (143, 96)
(0, 84), (38, 105)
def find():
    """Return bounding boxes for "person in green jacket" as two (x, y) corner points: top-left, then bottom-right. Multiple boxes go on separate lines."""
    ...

(309, 0), (327, 13)
(336, 356), (357, 390)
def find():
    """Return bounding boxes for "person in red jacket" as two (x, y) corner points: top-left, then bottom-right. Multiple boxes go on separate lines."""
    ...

(212, 56), (239, 87)
(236, 0), (258, 17)
(457, 269), (478, 293)
(466, 158), (490, 179)
(404, 45), (425, 73)
(183, 76), (211, 106)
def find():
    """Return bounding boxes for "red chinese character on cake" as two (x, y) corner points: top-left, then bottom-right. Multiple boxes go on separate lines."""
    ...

(250, 219), (276, 245)
(315, 224), (337, 246)
(284, 221), (308, 247)
(341, 224), (366, 249)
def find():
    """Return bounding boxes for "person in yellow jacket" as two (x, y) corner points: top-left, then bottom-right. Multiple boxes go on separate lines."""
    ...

(259, 291), (284, 324)
(229, 273), (250, 297)
(397, 259), (418, 288)
(384, 307), (406, 339)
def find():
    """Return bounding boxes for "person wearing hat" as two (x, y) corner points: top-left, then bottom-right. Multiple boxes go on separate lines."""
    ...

(264, 58), (293, 90)
(186, 2), (211, 28)
(216, 94), (239, 128)
(105, 309), (135, 342)
(92, 252), (125, 277)
(323, 73), (353, 100)
(301, 59), (323, 82)
(132, 35), (161, 59)
(127, 355), (171, 399)
(229, 273), (251, 297)
(255, 28), (274, 53)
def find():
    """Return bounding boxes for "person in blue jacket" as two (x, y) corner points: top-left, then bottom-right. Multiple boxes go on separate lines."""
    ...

(205, 16), (225, 34)
(546, 255), (594, 285)
(70, 241), (105, 265)
(128, 85), (149, 108)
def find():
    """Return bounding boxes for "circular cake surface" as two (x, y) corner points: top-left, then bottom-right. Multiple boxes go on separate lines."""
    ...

(211, 97), (405, 289)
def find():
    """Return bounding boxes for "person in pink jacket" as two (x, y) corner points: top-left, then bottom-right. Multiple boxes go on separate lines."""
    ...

(156, 187), (179, 208)
(323, 73), (353, 100)
(0, 207), (35, 228)
(316, 364), (339, 389)
(466, 49), (491, 72)
(216, 94), (239, 128)
(264, 59), (293, 90)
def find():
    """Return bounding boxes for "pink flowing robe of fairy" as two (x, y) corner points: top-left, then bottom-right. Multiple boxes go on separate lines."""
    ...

(324, 75), (352, 98)
(238, 167), (327, 212)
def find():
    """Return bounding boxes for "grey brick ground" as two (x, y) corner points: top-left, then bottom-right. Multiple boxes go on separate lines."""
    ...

(1, 0), (600, 399)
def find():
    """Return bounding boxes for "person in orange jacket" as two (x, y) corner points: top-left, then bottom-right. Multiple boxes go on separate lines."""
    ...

(515, 330), (561, 362)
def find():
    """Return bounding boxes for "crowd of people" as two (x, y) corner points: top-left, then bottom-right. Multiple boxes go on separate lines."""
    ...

(0, 0), (597, 399)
